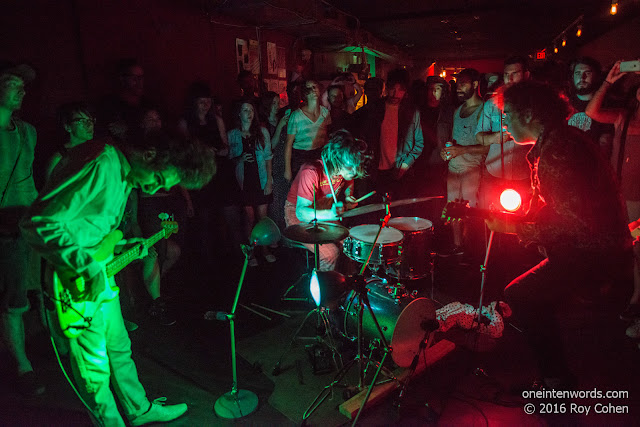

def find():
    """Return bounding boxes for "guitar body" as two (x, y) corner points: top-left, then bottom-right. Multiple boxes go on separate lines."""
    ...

(49, 219), (178, 339)
(51, 229), (122, 339)
(52, 267), (119, 339)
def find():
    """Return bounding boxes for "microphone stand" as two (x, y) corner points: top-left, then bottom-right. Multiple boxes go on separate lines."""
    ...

(213, 241), (259, 419)
(213, 217), (280, 419)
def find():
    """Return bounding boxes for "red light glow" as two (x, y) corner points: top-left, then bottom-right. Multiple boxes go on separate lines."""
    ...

(500, 189), (522, 212)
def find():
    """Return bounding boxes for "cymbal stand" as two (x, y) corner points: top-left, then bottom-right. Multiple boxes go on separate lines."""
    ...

(302, 195), (397, 426)
(274, 189), (339, 375)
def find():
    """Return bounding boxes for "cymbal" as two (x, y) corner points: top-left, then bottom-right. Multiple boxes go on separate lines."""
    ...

(340, 196), (444, 218)
(283, 222), (349, 244)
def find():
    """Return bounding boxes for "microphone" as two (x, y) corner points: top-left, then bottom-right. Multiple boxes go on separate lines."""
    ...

(204, 311), (230, 321)
(420, 319), (440, 332)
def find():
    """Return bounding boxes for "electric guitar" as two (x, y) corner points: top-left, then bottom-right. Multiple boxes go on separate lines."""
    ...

(441, 200), (525, 224)
(51, 215), (178, 338)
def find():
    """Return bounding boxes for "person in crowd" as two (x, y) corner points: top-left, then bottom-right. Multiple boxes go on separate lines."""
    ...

(585, 60), (640, 335)
(0, 61), (44, 396)
(118, 107), (189, 327)
(237, 70), (259, 102)
(229, 101), (275, 266)
(178, 82), (240, 259)
(485, 80), (632, 390)
(355, 68), (424, 198)
(260, 91), (290, 233)
(47, 102), (95, 178)
(476, 56), (533, 210)
(321, 72), (363, 114)
(567, 57), (615, 157)
(96, 58), (152, 141)
(413, 75), (453, 203)
(326, 84), (354, 133)
(21, 129), (215, 426)
(285, 130), (366, 271)
(440, 68), (488, 255)
(284, 80), (332, 181)
(362, 76), (385, 105)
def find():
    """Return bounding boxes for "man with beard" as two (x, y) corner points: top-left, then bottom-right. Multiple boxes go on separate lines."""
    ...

(440, 68), (488, 254)
(567, 57), (614, 157)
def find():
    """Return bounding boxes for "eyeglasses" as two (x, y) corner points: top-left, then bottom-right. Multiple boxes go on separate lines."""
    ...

(71, 117), (96, 126)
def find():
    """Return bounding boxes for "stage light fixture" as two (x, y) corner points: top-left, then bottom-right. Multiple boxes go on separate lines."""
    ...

(309, 270), (348, 308)
(576, 25), (582, 37)
(562, 38), (567, 47)
(554, 45), (558, 54)
(611, 1), (618, 15)
(500, 189), (522, 212)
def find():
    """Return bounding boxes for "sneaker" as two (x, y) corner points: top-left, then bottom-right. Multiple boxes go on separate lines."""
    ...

(248, 257), (258, 267)
(124, 319), (139, 332)
(620, 303), (640, 321)
(130, 399), (187, 426)
(148, 298), (177, 327)
(17, 371), (45, 396)
(265, 253), (277, 263)
(626, 319), (640, 338)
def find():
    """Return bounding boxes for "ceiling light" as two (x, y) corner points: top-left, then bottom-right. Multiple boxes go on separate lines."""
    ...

(576, 25), (582, 37)
(611, 1), (618, 15)
(562, 38), (567, 47)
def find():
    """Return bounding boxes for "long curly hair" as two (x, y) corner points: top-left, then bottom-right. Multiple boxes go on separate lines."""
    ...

(321, 129), (369, 179)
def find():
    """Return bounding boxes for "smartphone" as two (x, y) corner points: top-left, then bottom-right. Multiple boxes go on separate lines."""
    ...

(620, 60), (640, 73)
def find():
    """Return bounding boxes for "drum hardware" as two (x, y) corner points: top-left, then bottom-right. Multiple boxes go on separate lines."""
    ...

(338, 196), (444, 218)
(272, 305), (343, 377)
(303, 194), (412, 426)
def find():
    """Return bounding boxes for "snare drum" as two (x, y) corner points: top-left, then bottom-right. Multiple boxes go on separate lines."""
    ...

(342, 278), (437, 368)
(343, 224), (403, 265)
(386, 217), (434, 280)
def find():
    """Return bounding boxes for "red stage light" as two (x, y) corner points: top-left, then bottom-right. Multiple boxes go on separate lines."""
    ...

(500, 189), (522, 212)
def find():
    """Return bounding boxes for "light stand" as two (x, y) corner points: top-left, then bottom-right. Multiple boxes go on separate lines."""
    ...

(214, 218), (280, 419)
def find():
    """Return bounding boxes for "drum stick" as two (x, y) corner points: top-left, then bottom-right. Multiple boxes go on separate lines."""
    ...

(354, 191), (376, 204)
(321, 160), (339, 206)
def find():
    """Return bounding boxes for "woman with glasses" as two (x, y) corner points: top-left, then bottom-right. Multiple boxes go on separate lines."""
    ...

(47, 102), (95, 178)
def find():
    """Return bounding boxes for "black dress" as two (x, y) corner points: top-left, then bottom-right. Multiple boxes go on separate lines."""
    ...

(240, 136), (272, 206)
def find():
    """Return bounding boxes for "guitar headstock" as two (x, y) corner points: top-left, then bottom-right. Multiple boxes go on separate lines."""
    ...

(159, 213), (178, 238)
(441, 200), (470, 224)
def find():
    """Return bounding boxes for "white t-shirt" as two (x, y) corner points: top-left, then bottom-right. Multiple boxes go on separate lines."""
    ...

(287, 106), (331, 151)
(449, 103), (484, 173)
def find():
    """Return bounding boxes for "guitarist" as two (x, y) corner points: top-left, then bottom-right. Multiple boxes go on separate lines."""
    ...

(485, 81), (632, 390)
(21, 130), (215, 426)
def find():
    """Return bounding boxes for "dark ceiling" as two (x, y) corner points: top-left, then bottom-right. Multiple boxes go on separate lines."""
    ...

(207, 0), (639, 61)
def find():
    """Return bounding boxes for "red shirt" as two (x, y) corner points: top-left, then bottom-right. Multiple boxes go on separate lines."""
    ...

(287, 160), (349, 206)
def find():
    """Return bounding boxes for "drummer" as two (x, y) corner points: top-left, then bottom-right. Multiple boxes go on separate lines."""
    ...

(284, 130), (367, 270)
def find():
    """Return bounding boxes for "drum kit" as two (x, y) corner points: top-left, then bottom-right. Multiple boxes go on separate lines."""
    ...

(279, 195), (444, 424)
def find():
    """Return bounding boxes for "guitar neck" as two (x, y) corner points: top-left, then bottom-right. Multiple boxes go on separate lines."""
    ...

(105, 229), (166, 278)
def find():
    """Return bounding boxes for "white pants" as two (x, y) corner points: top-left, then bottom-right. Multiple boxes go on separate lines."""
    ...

(284, 202), (339, 271)
(68, 290), (150, 426)
(447, 167), (482, 207)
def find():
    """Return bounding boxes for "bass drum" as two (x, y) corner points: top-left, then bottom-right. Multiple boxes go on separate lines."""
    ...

(342, 278), (436, 368)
